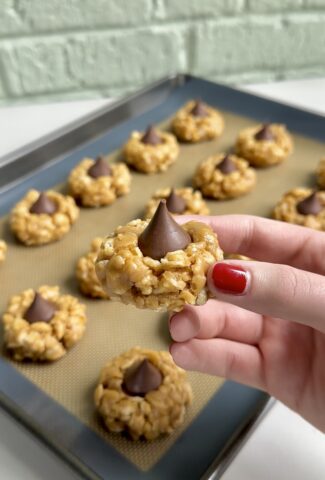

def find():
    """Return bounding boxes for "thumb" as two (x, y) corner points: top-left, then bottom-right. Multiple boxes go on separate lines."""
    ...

(207, 260), (325, 334)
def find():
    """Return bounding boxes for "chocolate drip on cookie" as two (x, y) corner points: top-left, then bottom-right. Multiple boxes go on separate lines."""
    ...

(24, 292), (57, 324)
(141, 126), (163, 145)
(88, 156), (112, 178)
(138, 200), (191, 260)
(296, 192), (322, 215)
(166, 189), (186, 214)
(254, 124), (274, 141)
(217, 155), (237, 174)
(122, 359), (162, 396)
(190, 100), (208, 117)
(29, 192), (57, 215)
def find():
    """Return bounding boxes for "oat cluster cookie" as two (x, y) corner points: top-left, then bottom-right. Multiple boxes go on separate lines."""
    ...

(76, 237), (108, 299)
(123, 126), (179, 174)
(273, 188), (325, 230)
(10, 190), (79, 246)
(316, 158), (325, 189)
(145, 187), (209, 218)
(94, 347), (193, 441)
(194, 153), (256, 199)
(2, 286), (87, 362)
(235, 123), (293, 167)
(68, 157), (131, 207)
(0, 240), (7, 264)
(96, 202), (223, 312)
(171, 100), (224, 143)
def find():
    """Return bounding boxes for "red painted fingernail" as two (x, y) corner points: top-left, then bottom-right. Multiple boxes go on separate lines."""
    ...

(211, 263), (248, 295)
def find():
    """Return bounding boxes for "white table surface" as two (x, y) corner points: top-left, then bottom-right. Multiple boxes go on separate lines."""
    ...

(0, 78), (324, 480)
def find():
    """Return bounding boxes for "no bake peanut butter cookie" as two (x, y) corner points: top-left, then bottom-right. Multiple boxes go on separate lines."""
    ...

(95, 201), (223, 312)
(76, 237), (109, 299)
(0, 239), (7, 264)
(316, 158), (325, 189)
(144, 187), (209, 218)
(94, 347), (193, 441)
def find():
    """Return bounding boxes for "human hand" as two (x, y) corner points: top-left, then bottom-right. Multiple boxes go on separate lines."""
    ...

(169, 215), (325, 432)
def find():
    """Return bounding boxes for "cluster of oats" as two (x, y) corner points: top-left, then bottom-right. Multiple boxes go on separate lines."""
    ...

(123, 131), (179, 173)
(316, 158), (325, 189)
(144, 187), (209, 218)
(273, 188), (325, 230)
(10, 190), (79, 246)
(171, 100), (224, 143)
(68, 158), (131, 207)
(0, 239), (7, 264)
(2, 286), (87, 362)
(94, 347), (193, 441)
(194, 154), (256, 199)
(235, 124), (293, 167)
(96, 219), (223, 312)
(76, 237), (109, 299)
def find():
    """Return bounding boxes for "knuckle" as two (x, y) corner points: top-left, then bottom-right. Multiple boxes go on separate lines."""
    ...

(223, 349), (238, 378)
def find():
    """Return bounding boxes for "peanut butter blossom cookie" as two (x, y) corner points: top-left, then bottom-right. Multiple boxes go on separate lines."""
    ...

(68, 156), (131, 207)
(2, 286), (87, 362)
(316, 158), (325, 189)
(0, 239), (7, 264)
(171, 100), (224, 143)
(144, 187), (209, 218)
(96, 200), (223, 312)
(194, 153), (256, 199)
(76, 237), (108, 299)
(94, 347), (193, 441)
(235, 123), (293, 167)
(123, 125), (179, 173)
(10, 190), (79, 246)
(273, 188), (325, 230)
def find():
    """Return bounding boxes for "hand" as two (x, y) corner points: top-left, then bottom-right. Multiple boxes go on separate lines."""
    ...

(169, 215), (325, 432)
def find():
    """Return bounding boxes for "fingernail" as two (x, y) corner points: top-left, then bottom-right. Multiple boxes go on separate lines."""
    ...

(211, 263), (248, 295)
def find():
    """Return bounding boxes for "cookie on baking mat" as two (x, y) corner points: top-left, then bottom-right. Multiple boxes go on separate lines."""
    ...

(144, 187), (209, 218)
(0, 239), (7, 265)
(76, 237), (109, 299)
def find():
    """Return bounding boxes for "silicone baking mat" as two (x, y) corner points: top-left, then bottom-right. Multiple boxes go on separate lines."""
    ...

(0, 76), (323, 479)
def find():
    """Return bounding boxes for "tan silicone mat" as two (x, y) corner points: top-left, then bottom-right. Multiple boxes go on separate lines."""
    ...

(0, 109), (324, 472)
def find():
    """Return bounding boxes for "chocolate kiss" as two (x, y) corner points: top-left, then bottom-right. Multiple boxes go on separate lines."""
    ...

(88, 156), (112, 178)
(29, 192), (57, 215)
(296, 192), (322, 215)
(190, 100), (208, 117)
(166, 189), (186, 214)
(141, 125), (162, 145)
(217, 155), (237, 174)
(138, 200), (191, 260)
(254, 124), (274, 141)
(122, 359), (162, 397)
(24, 292), (56, 324)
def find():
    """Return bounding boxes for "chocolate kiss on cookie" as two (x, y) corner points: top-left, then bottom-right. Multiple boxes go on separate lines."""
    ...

(29, 192), (57, 215)
(217, 155), (237, 174)
(254, 124), (274, 141)
(191, 100), (208, 117)
(88, 156), (111, 178)
(122, 359), (162, 397)
(138, 200), (191, 260)
(24, 292), (56, 324)
(141, 125), (162, 145)
(166, 189), (186, 214)
(296, 192), (322, 215)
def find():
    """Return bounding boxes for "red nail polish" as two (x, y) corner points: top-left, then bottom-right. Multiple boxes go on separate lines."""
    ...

(212, 263), (248, 295)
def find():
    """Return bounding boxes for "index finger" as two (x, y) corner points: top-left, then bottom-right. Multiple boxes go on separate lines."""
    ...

(178, 214), (325, 275)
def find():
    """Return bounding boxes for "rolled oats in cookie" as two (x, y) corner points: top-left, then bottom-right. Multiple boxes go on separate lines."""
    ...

(94, 347), (193, 441)
(95, 201), (223, 312)
(194, 153), (256, 200)
(0, 239), (7, 264)
(123, 125), (179, 174)
(76, 237), (109, 299)
(272, 188), (325, 230)
(316, 158), (325, 189)
(10, 190), (79, 246)
(68, 156), (131, 207)
(171, 100), (224, 143)
(235, 123), (293, 167)
(2, 286), (87, 362)
(144, 187), (209, 218)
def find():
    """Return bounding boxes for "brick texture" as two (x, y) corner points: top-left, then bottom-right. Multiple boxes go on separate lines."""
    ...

(0, 0), (324, 103)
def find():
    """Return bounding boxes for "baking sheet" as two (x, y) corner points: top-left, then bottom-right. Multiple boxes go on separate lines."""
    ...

(0, 76), (323, 479)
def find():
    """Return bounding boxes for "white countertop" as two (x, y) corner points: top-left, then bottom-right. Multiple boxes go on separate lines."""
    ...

(0, 78), (324, 480)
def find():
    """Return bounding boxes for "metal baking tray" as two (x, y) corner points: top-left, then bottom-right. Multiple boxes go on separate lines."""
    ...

(0, 74), (324, 480)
